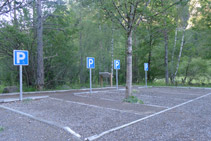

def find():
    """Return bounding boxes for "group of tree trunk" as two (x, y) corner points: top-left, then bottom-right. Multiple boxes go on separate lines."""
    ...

(0, 0), (210, 98)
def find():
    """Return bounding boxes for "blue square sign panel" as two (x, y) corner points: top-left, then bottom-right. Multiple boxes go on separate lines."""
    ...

(87, 57), (95, 69)
(13, 50), (29, 66)
(114, 60), (120, 70)
(144, 63), (148, 71)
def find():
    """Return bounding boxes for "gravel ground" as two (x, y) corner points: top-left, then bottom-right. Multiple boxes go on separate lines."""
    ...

(98, 94), (211, 141)
(138, 87), (210, 95)
(1, 87), (210, 141)
(51, 92), (164, 115)
(0, 109), (79, 141)
(135, 95), (187, 108)
(71, 87), (209, 108)
(2, 98), (144, 139)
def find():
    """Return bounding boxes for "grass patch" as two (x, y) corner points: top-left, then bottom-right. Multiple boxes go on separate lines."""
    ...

(0, 126), (4, 132)
(132, 89), (138, 94)
(0, 85), (6, 93)
(23, 98), (33, 103)
(123, 96), (144, 104)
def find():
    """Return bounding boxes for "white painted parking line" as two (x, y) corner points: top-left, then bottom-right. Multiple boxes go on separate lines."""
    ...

(64, 127), (81, 138)
(73, 91), (98, 95)
(144, 91), (203, 96)
(0, 105), (81, 139)
(119, 89), (125, 91)
(100, 98), (118, 102)
(49, 97), (143, 116)
(142, 104), (169, 109)
(73, 89), (118, 95)
(85, 92), (211, 141)
(154, 86), (211, 90)
(74, 94), (119, 102)
(0, 96), (49, 103)
(139, 94), (188, 101)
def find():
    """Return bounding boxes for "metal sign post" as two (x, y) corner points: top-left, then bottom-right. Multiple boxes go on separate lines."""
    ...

(116, 69), (118, 90)
(145, 71), (147, 88)
(20, 65), (23, 101)
(90, 68), (92, 93)
(114, 60), (120, 90)
(87, 57), (95, 93)
(13, 50), (29, 101)
(144, 63), (148, 88)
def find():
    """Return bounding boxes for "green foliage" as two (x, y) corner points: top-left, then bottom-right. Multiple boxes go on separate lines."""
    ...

(0, 0), (210, 90)
(0, 127), (4, 132)
(124, 96), (144, 104)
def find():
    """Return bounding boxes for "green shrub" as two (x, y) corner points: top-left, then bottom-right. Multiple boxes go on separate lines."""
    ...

(0, 127), (4, 132)
(123, 96), (144, 104)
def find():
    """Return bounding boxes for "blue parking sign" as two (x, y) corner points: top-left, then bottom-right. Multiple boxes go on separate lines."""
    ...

(87, 57), (95, 69)
(13, 50), (29, 66)
(114, 60), (120, 70)
(144, 63), (148, 71)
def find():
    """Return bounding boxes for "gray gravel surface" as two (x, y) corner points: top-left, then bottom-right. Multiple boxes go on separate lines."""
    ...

(99, 94), (211, 141)
(51, 93), (164, 116)
(135, 94), (187, 108)
(2, 98), (144, 139)
(0, 109), (79, 141)
(139, 87), (210, 95)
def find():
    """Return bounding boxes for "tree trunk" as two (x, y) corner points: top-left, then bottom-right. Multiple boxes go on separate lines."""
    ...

(110, 22), (114, 87)
(133, 32), (138, 82)
(161, 0), (169, 85)
(182, 56), (191, 84)
(170, 28), (178, 84)
(163, 28), (169, 85)
(148, 32), (152, 82)
(36, 0), (44, 90)
(125, 30), (133, 99)
(79, 10), (84, 85)
(13, 0), (18, 26)
(172, 28), (185, 84)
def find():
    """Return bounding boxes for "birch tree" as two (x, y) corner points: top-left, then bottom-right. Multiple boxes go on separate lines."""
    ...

(99, 0), (151, 98)
(171, 3), (189, 84)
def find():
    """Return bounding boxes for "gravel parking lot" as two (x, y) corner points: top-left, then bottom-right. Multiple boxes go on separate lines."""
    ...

(0, 109), (79, 141)
(0, 87), (210, 141)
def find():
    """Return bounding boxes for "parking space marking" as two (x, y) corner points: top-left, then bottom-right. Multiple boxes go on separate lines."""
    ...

(138, 94), (188, 101)
(73, 89), (118, 95)
(85, 92), (211, 141)
(0, 105), (81, 139)
(153, 86), (211, 90)
(49, 97), (143, 116)
(145, 91), (203, 96)
(73, 91), (98, 95)
(142, 103), (169, 109)
(74, 92), (169, 109)
(74, 94), (119, 102)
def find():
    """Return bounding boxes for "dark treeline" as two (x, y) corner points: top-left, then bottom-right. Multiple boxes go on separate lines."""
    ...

(0, 0), (210, 95)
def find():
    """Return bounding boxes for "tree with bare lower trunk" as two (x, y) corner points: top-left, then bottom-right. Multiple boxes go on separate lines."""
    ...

(99, 0), (184, 98)
(36, 0), (44, 90)
(99, 0), (151, 98)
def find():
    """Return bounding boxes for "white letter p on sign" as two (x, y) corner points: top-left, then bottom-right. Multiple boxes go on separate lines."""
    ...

(89, 59), (93, 67)
(116, 61), (119, 68)
(17, 52), (26, 63)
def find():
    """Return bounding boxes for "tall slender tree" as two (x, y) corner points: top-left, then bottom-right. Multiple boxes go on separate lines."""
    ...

(36, 0), (44, 90)
(99, 0), (151, 98)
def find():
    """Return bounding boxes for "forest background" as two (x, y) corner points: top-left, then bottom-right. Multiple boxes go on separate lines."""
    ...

(0, 0), (210, 93)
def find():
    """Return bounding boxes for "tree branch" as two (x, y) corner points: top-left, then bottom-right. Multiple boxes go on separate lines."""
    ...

(100, 0), (127, 31)
(135, 0), (151, 26)
(112, 0), (128, 24)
